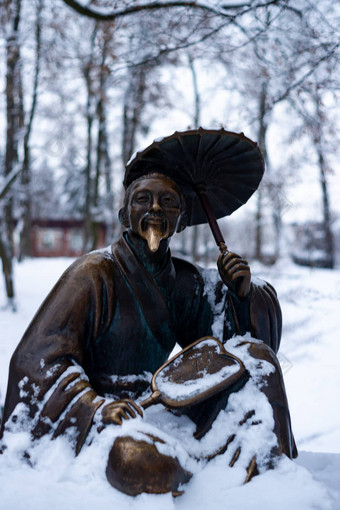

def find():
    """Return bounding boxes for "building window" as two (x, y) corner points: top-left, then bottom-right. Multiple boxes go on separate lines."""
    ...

(37, 228), (63, 252)
(68, 229), (83, 252)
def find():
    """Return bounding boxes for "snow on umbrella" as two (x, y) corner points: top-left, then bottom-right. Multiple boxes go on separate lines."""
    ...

(124, 128), (265, 252)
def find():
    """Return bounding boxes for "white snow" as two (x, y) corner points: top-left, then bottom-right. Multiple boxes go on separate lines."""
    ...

(1, 256), (340, 509)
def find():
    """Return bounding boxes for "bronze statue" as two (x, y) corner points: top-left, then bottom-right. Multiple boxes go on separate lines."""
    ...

(0, 129), (296, 497)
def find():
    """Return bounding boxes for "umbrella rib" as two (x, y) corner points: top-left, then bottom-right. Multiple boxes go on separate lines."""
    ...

(198, 134), (225, 183)
(177, 136), (200, 178)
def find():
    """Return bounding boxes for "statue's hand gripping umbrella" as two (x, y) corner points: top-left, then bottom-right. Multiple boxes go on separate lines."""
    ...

(124, 127), (265, 255)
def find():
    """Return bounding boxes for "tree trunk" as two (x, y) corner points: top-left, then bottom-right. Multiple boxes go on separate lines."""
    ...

(19, 0), (43, 260)
(254, 188), (263, 261)
(122, 64), (147, 166)
(83, 82), (94, 252)
(315, 133), (334, 268)
(95, 34), (115, 246)
(254, 83), (267, 262)
(191, 225), (199, 262)
(313, 93), (334, 269)
(82, 29), (97, 252)
(1, 0), (23, 306)
(189, 56), (201, 261)
(319, 161), (334, 268)
(0, 233), (15, 308)
(189, 56), (200, 127)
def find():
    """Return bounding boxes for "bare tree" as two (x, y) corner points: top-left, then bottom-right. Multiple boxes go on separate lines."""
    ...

(0, 0), (45, 306)
(208, 0), (340, 263)
(93, 25), (115, 248)
(18, 0), (43, 260)
(188, 55), (201, 262)
(122, 61), (150, 166)
(288, 76), (338, 268)
(0, 0), (24, 308)
(121, 15), (172, 166)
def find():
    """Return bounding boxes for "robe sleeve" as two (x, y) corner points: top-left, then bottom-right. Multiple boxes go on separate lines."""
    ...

(225, 278), (282, 353)
(249, 279), (282, 353)
(1, 252), (115, 454)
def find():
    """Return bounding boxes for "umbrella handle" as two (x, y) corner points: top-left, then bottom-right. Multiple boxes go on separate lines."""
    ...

(196, 187), (228, 255)
(218, 241), (228, 256)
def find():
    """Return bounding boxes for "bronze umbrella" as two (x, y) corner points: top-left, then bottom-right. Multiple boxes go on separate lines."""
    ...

(124, 128), (264, 253)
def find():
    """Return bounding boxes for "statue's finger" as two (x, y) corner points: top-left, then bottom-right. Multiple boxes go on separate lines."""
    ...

(106, 409), (123, 425)
(101, 405), (117, 424)
(114, 413), (123, 425)
(205, 434), (235, 460)
(102, 405), (127, 424)
(228, 265), (250, 280)
(244, 455), (258, 484)
(239, 410), (256, 426)
(222, 254), (243, 269)
(229, 446), (241, 467)
(229, 260), (249, 270)
(119, 405), (134, 420)
(126, 400), (143, 418)
(230, 269), (251, 282)
(222, 251), (242, 262)
(223, 259), (248, 276)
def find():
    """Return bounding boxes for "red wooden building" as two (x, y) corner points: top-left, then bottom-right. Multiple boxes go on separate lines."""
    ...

(31, 219), (107, 257)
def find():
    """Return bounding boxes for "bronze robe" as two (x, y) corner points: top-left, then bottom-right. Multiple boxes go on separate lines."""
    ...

(0, 233), (281, 453)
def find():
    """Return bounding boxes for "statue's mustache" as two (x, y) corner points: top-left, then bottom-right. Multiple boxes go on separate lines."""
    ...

(141, 212), (166, 230)
(144, 211), (164, 219)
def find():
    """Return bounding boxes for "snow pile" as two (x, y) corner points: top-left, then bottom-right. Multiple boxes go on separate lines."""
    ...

(0, 426), (337, 510)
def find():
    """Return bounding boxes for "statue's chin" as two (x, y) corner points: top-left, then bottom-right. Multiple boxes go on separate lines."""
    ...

(139, 224), (169, 252)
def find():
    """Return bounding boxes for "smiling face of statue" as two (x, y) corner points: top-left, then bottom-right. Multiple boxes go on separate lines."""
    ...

(121, 175), (187, 253)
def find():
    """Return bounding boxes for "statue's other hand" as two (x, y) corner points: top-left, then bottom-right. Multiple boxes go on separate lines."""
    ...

(229, 447), (258, 483)
(209, 410), (260, 482)
(101, 399), (143, 426)
(217, 251), (251, 299)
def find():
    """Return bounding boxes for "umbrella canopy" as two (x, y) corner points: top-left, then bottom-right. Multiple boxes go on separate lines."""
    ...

(124, 128), (265, 250)
(125, 128), (264, 224)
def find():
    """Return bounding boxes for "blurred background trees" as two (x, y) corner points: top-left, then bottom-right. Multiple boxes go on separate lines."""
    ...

(1, 0), (339, 306)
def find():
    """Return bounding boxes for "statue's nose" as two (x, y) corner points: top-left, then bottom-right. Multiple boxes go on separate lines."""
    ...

(150, 198), (162, 212)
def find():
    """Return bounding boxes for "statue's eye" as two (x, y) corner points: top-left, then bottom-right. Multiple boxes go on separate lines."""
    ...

(134, 193), (150, 204)
(161, 194), (179, 207)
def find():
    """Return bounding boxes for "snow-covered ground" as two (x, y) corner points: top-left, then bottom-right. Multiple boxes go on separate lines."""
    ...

(1, 256), (340, 509)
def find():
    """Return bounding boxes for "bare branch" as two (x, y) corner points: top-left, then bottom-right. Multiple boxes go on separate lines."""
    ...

(61, 0), (301, 21)
(62, 0), (234, 20)
(0, 164), (22, 201)
(273, 42), (340, 104)
(23, 0), (42, 159)
(124, 20), (230, 68)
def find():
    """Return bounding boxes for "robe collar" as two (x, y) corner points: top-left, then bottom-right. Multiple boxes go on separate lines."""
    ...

(111, 233), (177, 352)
